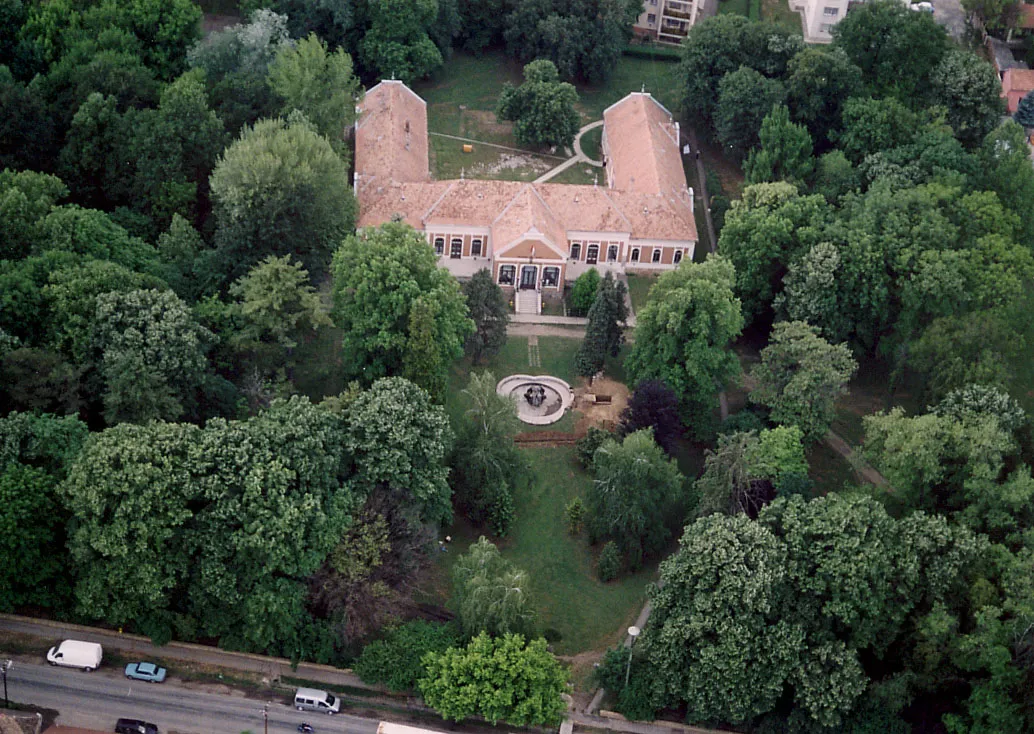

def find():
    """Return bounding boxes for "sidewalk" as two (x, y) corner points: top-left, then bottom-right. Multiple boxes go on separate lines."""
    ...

(536, 121), (605, 183)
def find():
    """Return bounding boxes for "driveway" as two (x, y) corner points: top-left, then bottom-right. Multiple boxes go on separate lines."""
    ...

(930, 0), (968, 40)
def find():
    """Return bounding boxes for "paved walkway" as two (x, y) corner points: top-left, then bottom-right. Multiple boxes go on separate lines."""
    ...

(512, 313), (588, 326)
(822, 430), (889, 488)
(535, 121), (605, 183)
(684, 127), (718, 253)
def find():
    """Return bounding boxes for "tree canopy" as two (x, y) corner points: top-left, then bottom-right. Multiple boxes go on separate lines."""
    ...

(497, 60), (580, 150)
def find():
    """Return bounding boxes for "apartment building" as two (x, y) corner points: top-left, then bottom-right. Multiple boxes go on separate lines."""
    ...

(789, 0), (849, 42)
(633, 0), (702, 44)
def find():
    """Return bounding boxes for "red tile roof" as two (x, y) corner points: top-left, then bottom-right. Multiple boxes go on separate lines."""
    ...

(1002, 68), (1034, 114)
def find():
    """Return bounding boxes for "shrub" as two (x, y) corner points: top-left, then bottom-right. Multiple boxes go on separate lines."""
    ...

(568, 269), (600, 316)
(353, 620), (460, 692)
(577, 426), (612, 467)
(597, 541), (622, 581)
(565, 496), (586, 534)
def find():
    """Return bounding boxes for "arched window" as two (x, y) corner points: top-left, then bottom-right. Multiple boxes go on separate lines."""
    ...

(471, 238), (483, 257)
(586, 244), (599, 264)
(630, 248), (640, 262)
(434, 237), (445, 256)
(607, 245), (618, 262)
(570, 243), (581, 261)
(652, 248), (662, 263)
(451, 238), (462, 258)
(673, 250), (683, 264)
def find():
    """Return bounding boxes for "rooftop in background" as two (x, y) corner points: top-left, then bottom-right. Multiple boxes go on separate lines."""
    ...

(355, 80), (430, 192)
(1002, 68), (1034, 115)
(603, 93), (685, 196)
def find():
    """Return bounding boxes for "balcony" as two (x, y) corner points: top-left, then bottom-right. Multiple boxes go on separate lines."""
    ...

(662, 7), (693, 20)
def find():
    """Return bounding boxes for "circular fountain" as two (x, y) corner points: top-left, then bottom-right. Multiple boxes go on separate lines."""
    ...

(496, 374), (574, 425)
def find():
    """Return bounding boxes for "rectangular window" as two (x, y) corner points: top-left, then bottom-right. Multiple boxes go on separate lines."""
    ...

(450, 238), (462, 258)
(652, 248), (662, 263)
(819, 22), (833, 32)
(471, 238), (482, 257)
(823, 6), (839, 14)
(434, 237), (444, 256)
(570, 243), (581, 261)
(586, 244), (599, 264)
(607, 245), (619, 262)
(498, 265), (515, 286)
(542, 266), (560, 288)
(647, 13), (656, 23)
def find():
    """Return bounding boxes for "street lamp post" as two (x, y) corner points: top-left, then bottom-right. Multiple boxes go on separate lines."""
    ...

(625, 626), (640, 688)
(1, 659), (12, 708)
(262, 703), (268, 734)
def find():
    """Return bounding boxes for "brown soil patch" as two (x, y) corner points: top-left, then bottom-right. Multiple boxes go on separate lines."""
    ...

(573, 377), (630, 433)
(463, 109), (515, 139)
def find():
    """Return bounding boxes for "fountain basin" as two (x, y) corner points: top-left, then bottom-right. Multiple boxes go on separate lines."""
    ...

(496, 374), (575, 425)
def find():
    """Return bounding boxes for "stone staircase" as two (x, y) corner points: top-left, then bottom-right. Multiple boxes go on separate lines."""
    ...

(515, 289), (541, 315)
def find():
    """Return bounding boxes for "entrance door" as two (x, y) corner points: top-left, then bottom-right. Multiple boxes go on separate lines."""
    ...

(586, 244), (599, 264)
(519, 265), (537, 289)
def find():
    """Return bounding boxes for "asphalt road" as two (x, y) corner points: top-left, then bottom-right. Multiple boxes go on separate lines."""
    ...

(5, 660), (382, 734)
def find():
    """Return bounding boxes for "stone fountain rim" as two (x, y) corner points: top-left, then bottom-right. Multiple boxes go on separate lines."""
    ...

(496, 374), (575, 426)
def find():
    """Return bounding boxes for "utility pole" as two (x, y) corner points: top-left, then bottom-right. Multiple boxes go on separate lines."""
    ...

(262, 703), (268, 734)
(1, 660), (12, 709)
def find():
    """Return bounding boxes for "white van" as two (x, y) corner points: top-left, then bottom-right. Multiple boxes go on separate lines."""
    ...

(294, 687), (340, 715)
(46, 640), (103, 671)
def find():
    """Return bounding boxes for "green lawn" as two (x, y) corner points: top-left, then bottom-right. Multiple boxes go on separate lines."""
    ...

(762, 0), (805, 34)
(580, 126), (603, 161)
(625, 273), (657, 315)
(577, 56), (681, 122)
(431, 446), (656, 655)
(718, 0), (751, 14)
(544, 163), (602, 185)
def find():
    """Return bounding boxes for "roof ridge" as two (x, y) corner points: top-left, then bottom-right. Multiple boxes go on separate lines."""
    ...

(600, 188), (633, 230)
(492, 184), (532, 226)
(422, 180), (457, 223)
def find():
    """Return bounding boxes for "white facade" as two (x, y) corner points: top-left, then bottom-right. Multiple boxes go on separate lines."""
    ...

(789, 0), (850, 42)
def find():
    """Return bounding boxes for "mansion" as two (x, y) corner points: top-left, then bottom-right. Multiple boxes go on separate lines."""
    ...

(354, 80), (697, 308)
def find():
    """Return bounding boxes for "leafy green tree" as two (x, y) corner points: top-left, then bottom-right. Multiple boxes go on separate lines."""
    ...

(456, 0), (509, 53)
(238, 0), (359, 53)
(403, 297), (447, 403)
(589, 429), (685, 569)
(715, 66), (786, 160)
(497, 59), (580, 150)
(92, 289), (211, 424)
(37, 205), (159, 271)
(565, 496), (586, 535)
(716, 182), (827, 326)
(978, 120), (1034, 248)
(784, 47), (862, 147)
(568, 268), (599, 317)
(576, 272), (627, 381)
(502, 0), (642, 84)
(625, 256), (744, 436)
(360, 0), (443, 84)
(696, 426), (807, 517)
(267, 33), (360, 156)
(59, 92), (130, 208)
(230, 255), (330, 352)
(831, 0), (947, 103)
(810, 150), (860, 203)
(0, 168), (67, 262)
(0, 348), (82, 415)
(129, 69), (227, 235)
(0, 66), (56, 172)
(863, 407), (1033, 542)
(354, 621), (460, 692)
(934, 384), (1027, 434)
(61, 420), (202, 631)
(157, 214), (205, 299)
(834, 96), (918, 164)
(452, 537), (535, 637)
(960, 0), (1021, 34)
(620, 379), (682, 455)
(0, 462), (68, 611)
(187, 8), (290, 134)
(1015, 90), (1034, 128)
(750, 321), (857, 441)
(210, 114), (355, 284)
(931, 49), (1004, 146)
(331, 221), (472, 383)
(86, 0), (202, 80)
(344, 377), (454, 526)
(462, 268), (508, 364)
(0, 411), (89, 478)
(745, 105), (814, 186)
(45, 258), (167, 363)
(675, 15), (802, 125)
(420, 633), (569, 727)
(774, 242), (849, 342)
(451, 371), (525, 535)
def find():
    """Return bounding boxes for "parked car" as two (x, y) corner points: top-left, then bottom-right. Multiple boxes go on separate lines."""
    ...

(114, 719), (158, 734)
(124, 661), (167, 683)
